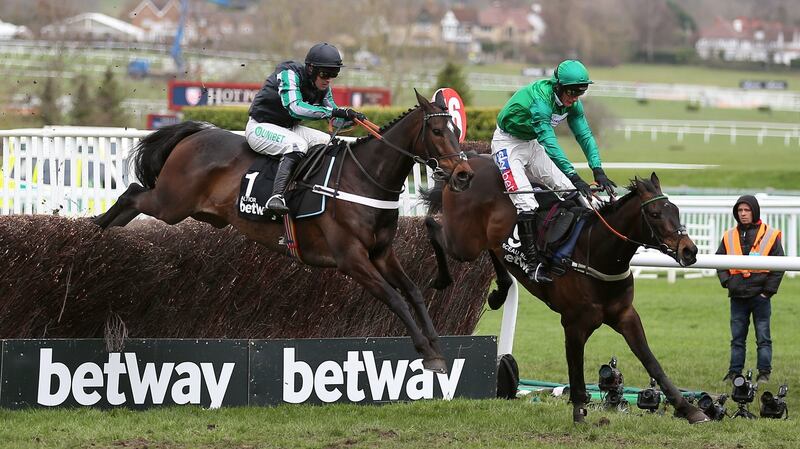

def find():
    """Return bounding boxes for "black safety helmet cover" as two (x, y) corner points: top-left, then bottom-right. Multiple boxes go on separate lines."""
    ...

(305, 43), (344, 68)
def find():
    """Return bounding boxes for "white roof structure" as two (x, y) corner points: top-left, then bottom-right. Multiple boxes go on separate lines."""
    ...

(41, 13), (145, 41)
(0, 19), (31, 39)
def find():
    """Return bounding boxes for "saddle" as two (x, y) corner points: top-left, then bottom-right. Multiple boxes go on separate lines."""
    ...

(528, 185), (591, 267)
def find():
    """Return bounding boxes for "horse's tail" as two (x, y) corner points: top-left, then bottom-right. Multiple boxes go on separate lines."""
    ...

(132, 121), (213, 189)
(419, 181), (444, 215)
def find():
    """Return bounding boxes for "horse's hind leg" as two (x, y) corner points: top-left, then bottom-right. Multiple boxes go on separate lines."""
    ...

(424, 216), (453, 290)
(93, 183), (147, 229)
(375, 250), (445, 371)
(612, 306), (710, 424)
(487, 249), (514, 310)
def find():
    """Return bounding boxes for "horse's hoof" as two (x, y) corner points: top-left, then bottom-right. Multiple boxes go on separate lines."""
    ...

(429, 277), (451, 290)
(572, 407), (588, 423)
(688, 410), (711, 424)
(487, 289), (506, 310)
(422, 357), (448, 374)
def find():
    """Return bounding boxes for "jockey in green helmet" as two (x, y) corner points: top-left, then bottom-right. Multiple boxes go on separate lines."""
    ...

(491, 59), (616, 283)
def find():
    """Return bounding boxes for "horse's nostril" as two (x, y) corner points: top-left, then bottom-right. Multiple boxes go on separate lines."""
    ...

(682, 246), (697, 264)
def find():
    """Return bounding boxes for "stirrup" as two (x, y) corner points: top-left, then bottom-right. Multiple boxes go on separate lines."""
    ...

(528, 263), (552, 284)
(266, 194), (289, 215)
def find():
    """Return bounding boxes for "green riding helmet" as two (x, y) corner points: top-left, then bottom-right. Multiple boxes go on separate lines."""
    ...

(552, 60), (593, 86)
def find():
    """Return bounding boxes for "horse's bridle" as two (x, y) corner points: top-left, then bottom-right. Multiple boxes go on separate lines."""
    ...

(355, 110), (467, 175)
(417, 111), (468, 180)
(639, 195), (688, 260)
(592, 194), (688, 262)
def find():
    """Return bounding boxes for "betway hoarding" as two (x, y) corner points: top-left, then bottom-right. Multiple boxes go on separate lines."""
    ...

(168, 80), (391, 111)
(0, 337), (495, 409)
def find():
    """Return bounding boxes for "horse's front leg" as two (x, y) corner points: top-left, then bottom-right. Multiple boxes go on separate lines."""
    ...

(424, 216), (453, 290)
(564, 323), (594, 423)
(332, 239), (446, 373)
(374, 249), (445, 367)
(612, 306), (710, 424)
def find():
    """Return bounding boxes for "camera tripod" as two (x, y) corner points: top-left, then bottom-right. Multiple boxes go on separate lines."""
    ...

(731, 401), (757, 419)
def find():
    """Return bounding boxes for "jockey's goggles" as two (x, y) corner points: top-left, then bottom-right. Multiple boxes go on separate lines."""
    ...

(318, 69), (339, 79)
(564, 86), (588, 97)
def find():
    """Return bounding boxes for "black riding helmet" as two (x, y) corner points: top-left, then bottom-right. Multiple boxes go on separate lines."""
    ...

(305, 43), (344, 79)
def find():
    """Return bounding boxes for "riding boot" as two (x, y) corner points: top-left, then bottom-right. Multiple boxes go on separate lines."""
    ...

(267, 152), (304, 215)
(517, 211), (553, 284)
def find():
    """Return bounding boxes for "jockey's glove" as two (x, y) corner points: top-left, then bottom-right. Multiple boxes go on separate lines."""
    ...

(331, 108), (366, 121)
(567, 172), (592, 198)
(592, 167), (617, 194)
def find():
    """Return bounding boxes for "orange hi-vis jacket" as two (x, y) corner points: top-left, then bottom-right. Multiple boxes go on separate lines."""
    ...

(722, 222), (782, 278)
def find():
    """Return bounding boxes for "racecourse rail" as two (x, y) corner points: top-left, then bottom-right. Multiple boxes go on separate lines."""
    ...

(617, 119), (800, 145)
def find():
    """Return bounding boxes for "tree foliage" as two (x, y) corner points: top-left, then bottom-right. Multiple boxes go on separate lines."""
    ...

(70, 75), (93, 126)
(434, 62), (473, 106)
(39, 77), (60, 125)
(93, 67), (128, 127)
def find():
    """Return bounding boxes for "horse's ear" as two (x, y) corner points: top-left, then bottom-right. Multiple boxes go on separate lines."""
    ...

(650, 172), (660, 190)
(415, 89), (432, 109)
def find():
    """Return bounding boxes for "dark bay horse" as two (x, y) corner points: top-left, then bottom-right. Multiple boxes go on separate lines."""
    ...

(422, 155), (709, 423)
(94, 91), (473, 374)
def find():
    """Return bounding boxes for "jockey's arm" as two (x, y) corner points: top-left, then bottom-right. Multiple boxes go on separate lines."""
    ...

(530, 103), (577, 177)
(278, 69), (333, 120)
(567, 102), (602, 170)
(322, 89), (338, 110)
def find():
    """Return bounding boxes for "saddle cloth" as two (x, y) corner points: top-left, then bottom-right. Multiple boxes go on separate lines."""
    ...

(499, 186), (589, 274)
(237, 142), (341, 222)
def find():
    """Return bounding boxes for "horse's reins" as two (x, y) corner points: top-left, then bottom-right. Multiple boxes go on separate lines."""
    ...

(590, 194), (687, 260)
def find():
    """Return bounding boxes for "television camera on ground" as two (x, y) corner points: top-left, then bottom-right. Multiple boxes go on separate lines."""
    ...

(760, 384), (789, 419)
(730, 370), (757, 419)
(598, 356), (627, 409)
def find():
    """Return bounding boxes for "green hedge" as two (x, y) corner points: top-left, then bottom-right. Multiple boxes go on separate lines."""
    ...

(182, 106), (501, 141)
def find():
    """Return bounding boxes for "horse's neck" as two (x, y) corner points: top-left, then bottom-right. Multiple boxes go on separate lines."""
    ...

(352, 111), (421, 193)
(583, 195), (646, 271)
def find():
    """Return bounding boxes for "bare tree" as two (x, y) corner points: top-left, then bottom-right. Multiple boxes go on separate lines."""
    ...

(31, 0), (83, 34)
(540, 0), (633, 65)
(627, 0), (682, 62)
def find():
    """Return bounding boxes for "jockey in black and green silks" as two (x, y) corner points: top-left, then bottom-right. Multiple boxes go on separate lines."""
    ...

(245, 42), (365, 215)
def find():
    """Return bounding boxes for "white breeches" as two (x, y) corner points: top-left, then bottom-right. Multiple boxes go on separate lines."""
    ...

(490, 126), (575, 213)
(245, 117), (331, 156)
